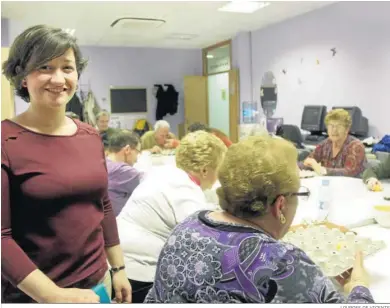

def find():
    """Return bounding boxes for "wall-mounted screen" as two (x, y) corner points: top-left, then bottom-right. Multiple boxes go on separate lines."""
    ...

(110, 88), (147, 113)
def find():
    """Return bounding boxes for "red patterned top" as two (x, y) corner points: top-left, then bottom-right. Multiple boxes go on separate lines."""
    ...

(305, 135), (367, 177)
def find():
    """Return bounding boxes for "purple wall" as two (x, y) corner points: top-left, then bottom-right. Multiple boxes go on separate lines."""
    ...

(232, 31), (253, 123)
(78, 46), (202, 134)
(250, 2), (390, 137)
(7, 27), (202, 133)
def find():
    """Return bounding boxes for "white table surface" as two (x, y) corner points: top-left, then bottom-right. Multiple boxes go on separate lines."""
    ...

(295, 177), (390, 228)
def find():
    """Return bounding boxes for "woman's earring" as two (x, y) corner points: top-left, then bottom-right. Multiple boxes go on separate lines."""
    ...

(280, 214), (286, 224)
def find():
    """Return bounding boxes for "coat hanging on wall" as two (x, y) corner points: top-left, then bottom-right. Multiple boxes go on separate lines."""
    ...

(154, 84), (179, 120)
(83, 90), (101, 127)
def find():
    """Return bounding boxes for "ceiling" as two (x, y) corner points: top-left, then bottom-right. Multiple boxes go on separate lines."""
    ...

(1, 1), (334, 49)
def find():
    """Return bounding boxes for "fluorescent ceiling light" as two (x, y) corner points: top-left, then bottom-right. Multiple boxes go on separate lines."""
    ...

(206, 54), (214, 59)
(218, 1), (270, 13)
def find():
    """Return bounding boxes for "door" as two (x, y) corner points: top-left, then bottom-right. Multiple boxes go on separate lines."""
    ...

(208, 72), (230, 137)
(1, 47), (15, 120)
(184, 76), (208, 134)
(207, 69), (239, 143)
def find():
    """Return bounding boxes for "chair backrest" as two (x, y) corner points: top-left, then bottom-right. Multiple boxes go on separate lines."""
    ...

(133, 119), (152, 137)
(276, 124), (304, 149)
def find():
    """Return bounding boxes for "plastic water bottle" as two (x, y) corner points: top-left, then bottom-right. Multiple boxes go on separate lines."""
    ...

(258, 107), (267, 131)
(317, 179), (331, 221)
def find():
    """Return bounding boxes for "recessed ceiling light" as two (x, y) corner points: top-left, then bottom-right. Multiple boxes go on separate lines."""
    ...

(206, 54), (214, 59)
(63, 28), (76, 36)
(165, 33), (198, 40)
(218, 1), (270, 13)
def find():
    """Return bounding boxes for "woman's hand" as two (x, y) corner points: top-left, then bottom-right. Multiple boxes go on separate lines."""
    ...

(112, 271), (132, 303)
(344, 251), (370, 293)
(164, 139), (176, 149)
(43, 287), (100, 303)
(303, 158), (324, 175)
(150, 145), (162, 154)
(303, 157), (317, 168)
(366, 177), (383, 191)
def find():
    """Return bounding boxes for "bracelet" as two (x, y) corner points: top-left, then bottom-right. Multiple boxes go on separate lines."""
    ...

(111, 265), (125, 274)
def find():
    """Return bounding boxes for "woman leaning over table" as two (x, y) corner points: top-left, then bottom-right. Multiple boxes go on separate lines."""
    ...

(145, 136), (373, 303)
(1, 25), (131, 303)
(116, 130), (227, 302)
(300, 109), (366, 177)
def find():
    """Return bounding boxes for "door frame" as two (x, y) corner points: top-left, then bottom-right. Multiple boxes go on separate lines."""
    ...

(202, 39), (232, 76)
(1, 47), (15, 120)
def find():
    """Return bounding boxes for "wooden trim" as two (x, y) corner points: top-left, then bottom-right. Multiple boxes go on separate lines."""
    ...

(1, 47), (15, 120)
(206, 69), (231, 76)
(202, 48), (207, 76)
(202, 39), (232, 76)
(229, 69), (239, 143)
(204, 39), (231, 53)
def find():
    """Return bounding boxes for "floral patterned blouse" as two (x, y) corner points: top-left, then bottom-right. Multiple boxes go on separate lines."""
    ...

(302, 135), (367, 177)
(145, 211), (374, 304)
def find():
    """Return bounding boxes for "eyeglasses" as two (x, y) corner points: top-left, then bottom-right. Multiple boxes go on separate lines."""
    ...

(281, 186), (311, 202)
(327, 123), (345, 131)
(265, 186), (310, 206)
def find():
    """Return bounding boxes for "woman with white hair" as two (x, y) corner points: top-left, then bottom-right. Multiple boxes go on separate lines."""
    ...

(116, 131), (227, 302)
(140, 120), (179, 153)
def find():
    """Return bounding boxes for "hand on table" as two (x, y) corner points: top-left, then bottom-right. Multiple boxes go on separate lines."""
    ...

(344, 251), (370, 293)
(112, 271), (132, 303)
(164, 139), (176, 149)
(150, 145), (162, 154)
(366, 177), (383, 192)
(303, 158), (325, 175)
(44, 287), (100, 303)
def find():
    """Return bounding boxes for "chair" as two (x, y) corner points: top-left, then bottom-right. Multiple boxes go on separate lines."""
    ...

(276, 124), (305, 149)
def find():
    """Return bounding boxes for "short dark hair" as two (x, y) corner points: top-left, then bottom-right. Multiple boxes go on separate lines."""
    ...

(108, 130), (140, 153)
(2, 24), (88, 102)
(187, 122), (211, 133)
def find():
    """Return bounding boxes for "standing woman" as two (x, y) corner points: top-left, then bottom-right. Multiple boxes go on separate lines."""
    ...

(1, 25), (131, 303)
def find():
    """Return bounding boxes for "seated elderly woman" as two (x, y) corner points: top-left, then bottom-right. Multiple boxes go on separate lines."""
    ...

(300, 109), (366, 177)
(363, 155), (390, 191)
(116, 131), (227, 303)
(141, 120), (179, 153)
(106, 129), (143, 216)
(145, 136), (373, 303)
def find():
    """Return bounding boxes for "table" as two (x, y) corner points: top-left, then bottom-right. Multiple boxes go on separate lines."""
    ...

(134, 155), (390, 302)
(351, 224), (390, 303)
(292, 177), (390, 302)
(295, 177), (390, 228)
(134, 152), (176, 175)
(209, 176), (390, 302)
